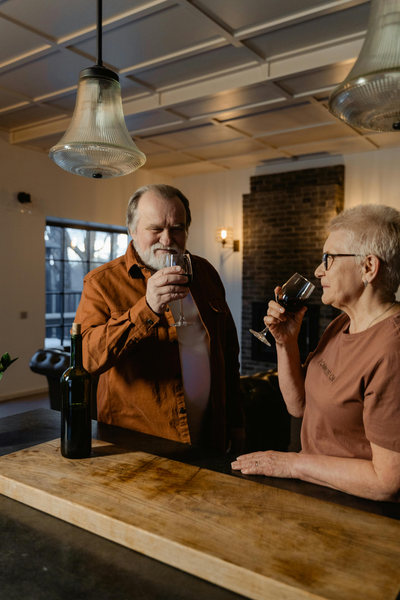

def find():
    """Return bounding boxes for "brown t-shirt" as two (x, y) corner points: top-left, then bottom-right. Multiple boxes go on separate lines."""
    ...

(302, 312), (400, 459)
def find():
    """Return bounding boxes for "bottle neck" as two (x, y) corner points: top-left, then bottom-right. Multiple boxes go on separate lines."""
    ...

(70, 334), (83, 367)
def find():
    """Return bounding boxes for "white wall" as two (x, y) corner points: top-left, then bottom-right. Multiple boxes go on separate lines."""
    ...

(0, 135), (172, 401)
(344, 147), (400, 210)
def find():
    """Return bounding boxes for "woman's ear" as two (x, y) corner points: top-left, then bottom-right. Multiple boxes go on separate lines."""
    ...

(363, 255), (381, 284)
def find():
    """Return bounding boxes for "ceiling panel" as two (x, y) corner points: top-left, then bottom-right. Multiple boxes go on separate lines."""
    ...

(0, 88), (29, 110)
(134, 45), (253, 89)
(174, 82), (286, 119)
(150, 161), (226, 178)
(193, 0), (339, 32)
(147, 123), (244, 150)
(0, 0), (397, 173)
(74, 5), (221, 70)
(364, 132), (400, 149)
(281, 136), (372, 156)
(258, 122), (358, 147)
(249, 4), (370, 59)
(144, 152), (200, 169)
(0, 104), (65, 130)
(0, 0), (151, 39)
(0, 19), (50, 67)
(278, 63), (355, 96)
(212, 148), (286, 169)
(0, 50), (88, 98)
(189, 138), (264, 160)
(18, 131), (63, 152)
(224, 102), (335, 136)
(130, 139), (171, 156)
(125, 110), (181, 133)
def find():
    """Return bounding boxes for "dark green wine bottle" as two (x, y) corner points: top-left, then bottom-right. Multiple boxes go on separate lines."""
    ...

(61, 323), (92, 459)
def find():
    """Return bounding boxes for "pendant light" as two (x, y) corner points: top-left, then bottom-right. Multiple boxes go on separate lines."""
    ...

(49, 0), (146, 178)
(329, 0), (400, 132)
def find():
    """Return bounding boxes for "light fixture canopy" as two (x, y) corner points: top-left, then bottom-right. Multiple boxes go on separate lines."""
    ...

(49, 1), (146, 178)
(329, 0), (400, 132)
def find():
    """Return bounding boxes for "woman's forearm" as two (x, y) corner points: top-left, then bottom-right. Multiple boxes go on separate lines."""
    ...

(232, 450), (400, 502)
(291, 453), (399, 501)
(276, 342), (306, 417)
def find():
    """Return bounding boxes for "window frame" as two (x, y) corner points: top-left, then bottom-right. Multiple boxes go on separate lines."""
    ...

(45, 217), (129, 349)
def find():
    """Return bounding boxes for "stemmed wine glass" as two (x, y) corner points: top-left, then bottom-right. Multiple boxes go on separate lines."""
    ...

(166, 252), (193, 327)
(250, 272), (315, 346)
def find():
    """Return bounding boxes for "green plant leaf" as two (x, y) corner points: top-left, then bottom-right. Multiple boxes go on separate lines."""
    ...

(0, 354), (18, 379)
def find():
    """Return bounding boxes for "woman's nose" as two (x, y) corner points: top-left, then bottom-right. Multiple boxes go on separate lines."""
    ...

(315, 261), (324, 278)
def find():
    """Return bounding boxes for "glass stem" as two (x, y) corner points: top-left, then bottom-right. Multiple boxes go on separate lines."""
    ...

(179, 299), (186, 323)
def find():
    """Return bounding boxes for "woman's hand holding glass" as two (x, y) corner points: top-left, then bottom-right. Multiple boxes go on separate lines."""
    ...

(265, 286), (308, 346)
(250, 273), (314, 346)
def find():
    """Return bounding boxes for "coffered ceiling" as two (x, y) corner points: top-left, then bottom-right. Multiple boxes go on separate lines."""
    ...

(0, 0), (398, 178)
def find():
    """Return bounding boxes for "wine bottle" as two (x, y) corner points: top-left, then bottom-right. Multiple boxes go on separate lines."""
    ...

(60, 323), (92, 459)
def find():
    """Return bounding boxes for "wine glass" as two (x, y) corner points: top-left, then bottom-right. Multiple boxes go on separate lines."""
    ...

(250, 272), (315, 346)
(166, 252), (193, 327)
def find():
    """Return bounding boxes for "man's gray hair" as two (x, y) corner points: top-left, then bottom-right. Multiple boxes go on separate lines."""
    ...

(126, 184), (192, 235)
(329, 204), (400, 299)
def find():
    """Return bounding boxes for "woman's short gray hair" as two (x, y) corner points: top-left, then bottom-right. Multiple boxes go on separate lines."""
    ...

(329, 204), (400, 299)
(126, 184), (191, 234)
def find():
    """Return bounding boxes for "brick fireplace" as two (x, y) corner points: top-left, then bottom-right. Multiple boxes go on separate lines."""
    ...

(241, 165), (345, 375)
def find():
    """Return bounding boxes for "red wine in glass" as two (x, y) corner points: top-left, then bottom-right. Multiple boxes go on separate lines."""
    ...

(250, 273), (315, 346)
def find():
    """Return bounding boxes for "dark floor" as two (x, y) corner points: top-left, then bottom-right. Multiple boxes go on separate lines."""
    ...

(0, 392), (50, 418)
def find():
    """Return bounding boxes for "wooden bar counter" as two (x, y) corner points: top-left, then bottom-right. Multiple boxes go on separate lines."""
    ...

(0, 409), (399, 600)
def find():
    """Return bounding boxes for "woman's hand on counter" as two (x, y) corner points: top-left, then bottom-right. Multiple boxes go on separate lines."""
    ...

(231, 451), (297, 479)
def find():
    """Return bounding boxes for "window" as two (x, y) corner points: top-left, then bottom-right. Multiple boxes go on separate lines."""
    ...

(45, 218), (129, 348)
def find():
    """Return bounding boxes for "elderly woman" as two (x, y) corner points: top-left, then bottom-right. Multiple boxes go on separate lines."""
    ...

(232, 204), (400, 501)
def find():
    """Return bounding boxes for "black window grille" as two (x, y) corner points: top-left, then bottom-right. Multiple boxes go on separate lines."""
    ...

(45, 217), (129, 348)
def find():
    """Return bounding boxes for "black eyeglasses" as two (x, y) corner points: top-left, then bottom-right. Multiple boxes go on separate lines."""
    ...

(322, 253), (363, 271)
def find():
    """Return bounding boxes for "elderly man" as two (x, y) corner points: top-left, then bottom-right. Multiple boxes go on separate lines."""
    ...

(75, 184), (244, 452)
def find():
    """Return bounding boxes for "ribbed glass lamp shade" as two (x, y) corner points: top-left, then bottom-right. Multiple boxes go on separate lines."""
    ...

(49, 67), (146, 178)
(329, 0), (400, 132)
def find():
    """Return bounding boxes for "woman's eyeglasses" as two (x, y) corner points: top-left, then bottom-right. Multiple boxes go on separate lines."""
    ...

(322, 253), (362, 271)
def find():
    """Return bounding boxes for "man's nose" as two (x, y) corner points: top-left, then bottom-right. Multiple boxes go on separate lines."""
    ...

(159, 229), (172, 247)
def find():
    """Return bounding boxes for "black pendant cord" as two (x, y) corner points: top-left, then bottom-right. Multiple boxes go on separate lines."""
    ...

(97, 0), (102, 67)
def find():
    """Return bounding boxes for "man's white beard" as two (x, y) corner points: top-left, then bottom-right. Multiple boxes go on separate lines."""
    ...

(133, 240), (184, 271)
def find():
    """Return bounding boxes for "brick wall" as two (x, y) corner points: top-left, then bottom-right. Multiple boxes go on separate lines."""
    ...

(241, 165), (345, 375)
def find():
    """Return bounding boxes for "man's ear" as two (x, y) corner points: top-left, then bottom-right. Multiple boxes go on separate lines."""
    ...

(363, 255), (381, 284)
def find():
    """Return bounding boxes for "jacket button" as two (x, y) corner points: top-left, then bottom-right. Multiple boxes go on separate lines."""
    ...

(146, 319), (154, 325)
(179, 408), (186, 414)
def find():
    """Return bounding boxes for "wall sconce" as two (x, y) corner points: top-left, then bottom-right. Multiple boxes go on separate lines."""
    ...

(215, 227), (240, 252)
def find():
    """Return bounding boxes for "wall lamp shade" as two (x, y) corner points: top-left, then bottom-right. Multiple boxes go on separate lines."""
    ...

(49, 66), (146, 179)
(329, 0), (400, 131)
(215, 227), (240, 251)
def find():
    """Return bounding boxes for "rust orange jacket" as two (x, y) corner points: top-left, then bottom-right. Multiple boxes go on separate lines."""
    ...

(75, 242), (243, 451)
